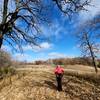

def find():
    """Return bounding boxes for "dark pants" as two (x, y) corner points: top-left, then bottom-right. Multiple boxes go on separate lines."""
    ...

(56, 74), (63, 91)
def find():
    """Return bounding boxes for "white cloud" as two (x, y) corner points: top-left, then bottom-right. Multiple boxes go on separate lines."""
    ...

(0, 0), (3, 23)
(41, 19), (68, 41)
(79, 0), (100, 22)
(22, 45), (33, 51)
(48, 52), (79, 59)
(48, 52), (66, 58)
(14, 53), (33, 62)
(40, 42), (51, 49)
(1, 45), (11, 52)
(22, 42), (53, 52)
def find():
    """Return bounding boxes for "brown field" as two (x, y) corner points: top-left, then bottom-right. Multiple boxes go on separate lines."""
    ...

(0, 65), (100, 100)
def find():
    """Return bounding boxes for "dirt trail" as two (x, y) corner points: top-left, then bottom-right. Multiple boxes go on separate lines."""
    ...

(0, 67), (100, 100)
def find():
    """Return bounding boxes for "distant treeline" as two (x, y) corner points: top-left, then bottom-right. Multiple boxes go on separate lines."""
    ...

(0, 50), (100, 68)
(34, 57), (100, 67)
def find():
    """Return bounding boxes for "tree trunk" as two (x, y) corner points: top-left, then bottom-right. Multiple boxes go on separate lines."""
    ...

(2, 0), (9, 24)
(91, 53), (98, 73)
(0, 37), (3, 49)
(88, 43), (98, 73)
(0, 0), (9, 49)
(85, 33), (98, 73)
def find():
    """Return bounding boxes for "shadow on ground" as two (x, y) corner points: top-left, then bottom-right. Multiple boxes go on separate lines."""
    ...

(44, 80), (57, 90)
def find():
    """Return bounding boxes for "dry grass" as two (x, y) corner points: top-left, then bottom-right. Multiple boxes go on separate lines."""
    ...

(0, 65), (100, 100)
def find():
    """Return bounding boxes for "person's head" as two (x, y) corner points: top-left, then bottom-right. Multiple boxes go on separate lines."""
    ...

(56, 65), (61, 68)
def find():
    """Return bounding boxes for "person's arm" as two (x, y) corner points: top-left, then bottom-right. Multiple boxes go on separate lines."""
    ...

(54, 68), (58, 74)
(61, 68), (64, 73)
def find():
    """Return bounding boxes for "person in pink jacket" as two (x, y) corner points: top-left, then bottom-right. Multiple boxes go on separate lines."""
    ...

(54, 65), (64, 91)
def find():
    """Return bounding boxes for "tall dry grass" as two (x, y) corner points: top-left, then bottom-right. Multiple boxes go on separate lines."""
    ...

(0, 67), (100, 100)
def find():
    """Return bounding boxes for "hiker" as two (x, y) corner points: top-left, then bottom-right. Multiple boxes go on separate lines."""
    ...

(54, 65), (64, 91)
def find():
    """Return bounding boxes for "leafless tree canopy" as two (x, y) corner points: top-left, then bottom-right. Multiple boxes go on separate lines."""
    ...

(0, 0), (49, 49)
(0, 0), (92, 49)
(76, 15), (100, 73)
(53, 0), (91, 16)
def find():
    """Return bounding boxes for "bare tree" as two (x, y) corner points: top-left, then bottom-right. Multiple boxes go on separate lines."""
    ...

(0, 0), (49, 49)
(77, 31), (100, 73)
(0, 0), (92, 49)
(53, 0), (91, 17)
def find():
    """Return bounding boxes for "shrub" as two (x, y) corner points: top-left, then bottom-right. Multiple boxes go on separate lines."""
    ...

(0, 67), (16, 78)
(0, 50), (12, 68)
(97, 62), (100, 68)
(8, 67), (16, 75)
(0, 68), (3, 76)
(0, 50), (16, 78)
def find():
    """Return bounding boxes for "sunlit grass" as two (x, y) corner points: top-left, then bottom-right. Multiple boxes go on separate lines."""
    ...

(0, 65), (100, 100)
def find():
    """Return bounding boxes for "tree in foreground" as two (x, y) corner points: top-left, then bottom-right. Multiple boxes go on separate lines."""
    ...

(0, 0), (50, 49)
(0, 0), (91, 49)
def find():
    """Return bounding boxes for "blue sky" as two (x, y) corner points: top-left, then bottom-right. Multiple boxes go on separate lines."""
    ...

(1, 0), (100, 62)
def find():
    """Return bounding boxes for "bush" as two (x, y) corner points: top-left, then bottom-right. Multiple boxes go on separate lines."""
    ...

(0, 50), (12, 68)
(97, 62), (100, 68)
(8, 67), (16, 75)
(0, 67), (16, 78)
(0, 68), (3, 76)
(0, 50), (16, 78)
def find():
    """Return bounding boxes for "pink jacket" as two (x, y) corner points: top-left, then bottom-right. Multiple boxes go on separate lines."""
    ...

(54, 66), (64, 74)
